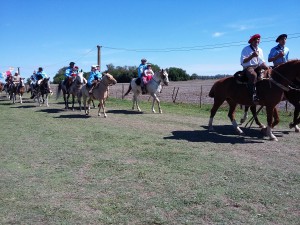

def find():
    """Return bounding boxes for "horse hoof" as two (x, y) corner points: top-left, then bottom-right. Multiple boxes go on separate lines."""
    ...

(289, 123), (294, 129)
(270, 137), (278, 141)
(240, 119), (245, 124)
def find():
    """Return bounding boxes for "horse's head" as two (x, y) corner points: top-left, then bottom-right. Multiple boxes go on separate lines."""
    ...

(75, 72), (84, 84)
(272, 60), (300, 86)
(102, 73), (117, 86)
(41, 77), (53, 94)
(159, 69), (169, 86)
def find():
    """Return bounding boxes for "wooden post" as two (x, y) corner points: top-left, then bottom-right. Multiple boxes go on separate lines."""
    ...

(122, 84), (124, 99)
(18, 67), (20, 75)
(97, 45), (102, 71)
(199, 85), (202, 108)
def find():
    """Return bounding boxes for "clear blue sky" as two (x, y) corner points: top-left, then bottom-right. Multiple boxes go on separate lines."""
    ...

(1, 0), (299, 80)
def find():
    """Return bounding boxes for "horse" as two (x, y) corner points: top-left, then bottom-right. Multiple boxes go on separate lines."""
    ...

(0, 82), (4, 93)
(56, 72), (85, 111)
(208, 60), (300, 141)
(34, 77), (52, 107)
(123, 69), (169, 113)
(8, 82), (18, 103)
(79, 73), (117, 117)
(16, 78), (26, 104)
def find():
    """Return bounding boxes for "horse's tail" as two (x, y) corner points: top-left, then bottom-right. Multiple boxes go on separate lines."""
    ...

(208, 83), (216, 98)
(56, 82), (62, 100)
(123, 83), (132, 97)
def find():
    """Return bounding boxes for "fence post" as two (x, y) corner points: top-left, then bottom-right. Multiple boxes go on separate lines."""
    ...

(199, 85), (202, 108)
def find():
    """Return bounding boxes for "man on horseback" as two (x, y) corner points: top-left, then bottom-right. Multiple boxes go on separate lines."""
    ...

(87, 65), (102, 95)
(241, 34), (269, 104)
(64, 62), (76, 91)
(268, 34), (289, 68)
(12, 72), (22, 93)
(30, 67), (48, 99)
(138, 58), (148, 94)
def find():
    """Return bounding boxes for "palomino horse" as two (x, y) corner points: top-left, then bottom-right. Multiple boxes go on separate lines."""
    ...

(208, 60), (300, 141)
(123, 69), (169, 113)
(79, 73), (117, 117)
(34, 77), (52, 107)
(56, 72), (85, 110)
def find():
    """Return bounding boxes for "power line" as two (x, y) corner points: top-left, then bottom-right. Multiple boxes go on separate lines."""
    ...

(102, 33), (300, 53)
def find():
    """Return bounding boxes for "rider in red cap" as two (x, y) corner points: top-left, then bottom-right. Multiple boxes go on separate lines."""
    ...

(240, 34), (268, 104)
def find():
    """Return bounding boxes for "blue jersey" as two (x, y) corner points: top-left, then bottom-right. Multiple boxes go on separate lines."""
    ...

(138, 64), (147, 78)
(87, 71), (101, 86)
(65, 67), (73, 77)
(268, 44), (289, 66)
(35, 71), (47, 80)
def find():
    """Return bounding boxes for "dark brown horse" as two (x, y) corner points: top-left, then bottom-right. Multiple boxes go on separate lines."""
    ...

(0, 82), (4, 92)
(208, 60), (300, 141)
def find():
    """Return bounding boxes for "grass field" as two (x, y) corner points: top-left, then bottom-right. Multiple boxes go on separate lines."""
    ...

(0, 93), (299, 225)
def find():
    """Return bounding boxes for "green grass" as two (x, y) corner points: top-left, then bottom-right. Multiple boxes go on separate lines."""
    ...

(0, 94), (299, 225)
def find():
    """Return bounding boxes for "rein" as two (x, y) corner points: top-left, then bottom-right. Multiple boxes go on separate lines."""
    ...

(270, 68), (297, 92)
(152, 72), (163, 85)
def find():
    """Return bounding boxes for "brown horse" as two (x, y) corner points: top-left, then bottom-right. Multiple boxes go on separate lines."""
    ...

(208, 60), (300, 141)
(79, 73), (117, 117)
(0, 82), (4, 93)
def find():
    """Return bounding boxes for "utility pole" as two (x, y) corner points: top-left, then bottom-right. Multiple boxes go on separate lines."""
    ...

(97, 45), (102, 71)
(18, 67), (20, 75)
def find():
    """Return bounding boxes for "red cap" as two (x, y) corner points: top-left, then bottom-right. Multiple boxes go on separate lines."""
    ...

(248, 34), (261, 44)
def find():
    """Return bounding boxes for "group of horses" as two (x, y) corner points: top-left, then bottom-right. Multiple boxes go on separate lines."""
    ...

(0, 78), (52, 106)
(208, 59), (300, 141)
(55, 69), (170, 117)
(1, 60), (299, 142)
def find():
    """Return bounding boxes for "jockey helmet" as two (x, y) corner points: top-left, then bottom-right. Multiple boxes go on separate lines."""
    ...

(248, 34), (261, 43)
(141, 58), (147, 62)
(38, 67), (43, 71)
(69, 62), (75, 65)
(146, 63), (152, 67)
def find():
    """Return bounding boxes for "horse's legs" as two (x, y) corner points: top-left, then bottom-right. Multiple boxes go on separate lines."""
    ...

(83, 96), (88, 115)
(132, 94), (141, 111)
(227, 100), (243, 134)
(98, 100), (107, 117)
(71, 95), (75, 111)
(208, 99), (225, 132)
(19, 94), (22, 104)
(240, 105), (249, 124)
(250, 105), (266, 128)
(265, 106), (278, 141)
(271, 107), (279, 128)
(151, 93), (162, 113)
(289, 105), (300, 132)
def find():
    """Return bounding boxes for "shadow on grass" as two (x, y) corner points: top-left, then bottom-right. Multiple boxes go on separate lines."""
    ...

(164, 125), (268, 144)
(36, 108), (66, 113)
(107, 109), (144, 115)
(54, 114), (91, 119)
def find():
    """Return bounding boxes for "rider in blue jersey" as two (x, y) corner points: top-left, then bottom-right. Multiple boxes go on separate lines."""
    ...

(63, 62), (75, 89)
(87, 65), (102, 94)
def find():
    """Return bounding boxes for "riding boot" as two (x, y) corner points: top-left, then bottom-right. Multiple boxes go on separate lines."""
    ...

(88, 83), (96, 95)
(247, 83), (259, 104)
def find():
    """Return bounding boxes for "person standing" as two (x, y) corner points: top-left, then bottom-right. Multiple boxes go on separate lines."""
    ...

(240, 34), (268, 104)
(268, 34), (289, 67)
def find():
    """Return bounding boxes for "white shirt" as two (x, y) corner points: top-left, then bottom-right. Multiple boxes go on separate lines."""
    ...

(240, 45), (265, 68)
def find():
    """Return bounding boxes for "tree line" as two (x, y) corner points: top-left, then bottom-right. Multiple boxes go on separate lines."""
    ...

(51, 63), (230, 84)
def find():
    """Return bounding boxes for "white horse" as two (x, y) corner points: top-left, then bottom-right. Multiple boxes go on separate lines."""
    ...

(79, 73), (117, 117)
(123, 69), (169, 113)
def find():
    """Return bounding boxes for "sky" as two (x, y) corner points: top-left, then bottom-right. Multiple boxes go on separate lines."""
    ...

(1, 0), (300, 81)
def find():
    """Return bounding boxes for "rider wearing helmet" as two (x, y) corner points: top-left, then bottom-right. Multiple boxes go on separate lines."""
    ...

(138, 58), (148, 94)
(87, 65), (102, 95)
(64, 62), (76, 90)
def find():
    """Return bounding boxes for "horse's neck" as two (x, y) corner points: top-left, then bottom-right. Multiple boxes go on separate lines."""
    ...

(150, 73), (161, 85)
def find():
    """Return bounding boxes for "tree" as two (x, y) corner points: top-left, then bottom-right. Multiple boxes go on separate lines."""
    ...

(53, 67), (68, 84)
(167, 67), (190, 81)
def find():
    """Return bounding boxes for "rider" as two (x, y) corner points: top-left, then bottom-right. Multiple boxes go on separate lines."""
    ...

(240, 34), (268, 104)
(12, 72), (22, 93)
(64, 62), (76, 90)
(87, 65), (102, 95)
(268, 34), (289, 68)
(142, 63), (154, 94)
(138, 58), (147, 93)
